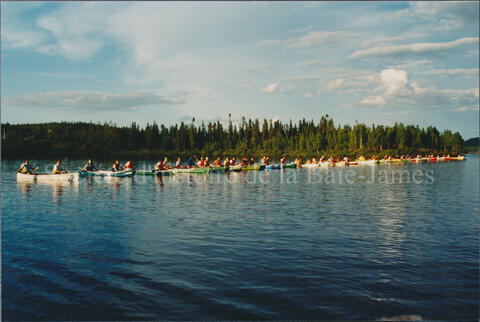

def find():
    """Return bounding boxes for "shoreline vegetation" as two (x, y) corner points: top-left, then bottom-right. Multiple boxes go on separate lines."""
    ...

(1, 116), (467, 160)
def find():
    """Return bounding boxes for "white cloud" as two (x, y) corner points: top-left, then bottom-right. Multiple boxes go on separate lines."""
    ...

(3, 28), (47, 49)
(360, 96), (386, 106)
(303, 92), (313, 98)
(389, 60), (432, 69)
(349, 37), (478, 59)
(452, 106), (478, 112)
(411, 2), (479, 25)
(260, 30), (356, 48)
(4, 91), (185, 111)
(424, 68), (479, 76)
(261, 83), (279, 94)
(379, 69), (409, 96)
(361, 33), (429, 47)
(290, 25), (314, 33)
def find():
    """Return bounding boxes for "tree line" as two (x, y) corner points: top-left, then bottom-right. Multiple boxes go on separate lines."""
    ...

(1, 115), (465, 160)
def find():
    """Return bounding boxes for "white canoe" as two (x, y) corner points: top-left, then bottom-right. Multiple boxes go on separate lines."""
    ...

(96, 170), (134, 177)
(302, 163), (319, 168)
(355, 160), (379, 166)
(17, 172), (79, 183)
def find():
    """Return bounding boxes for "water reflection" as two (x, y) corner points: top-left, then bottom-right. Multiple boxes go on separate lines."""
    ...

(17, 182), (32, 199)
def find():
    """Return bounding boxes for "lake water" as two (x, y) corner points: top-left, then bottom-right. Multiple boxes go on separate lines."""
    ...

(2, 156), (479, 320)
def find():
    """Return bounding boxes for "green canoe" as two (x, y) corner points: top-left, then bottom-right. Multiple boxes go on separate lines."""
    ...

(173, 167), (210, 174)
(229, 165), (242, 172)
(241, 164), (265, 171)
(136, 169), (173, 176)
(209, 166), (229, 172)
(281, 163), (297, 169)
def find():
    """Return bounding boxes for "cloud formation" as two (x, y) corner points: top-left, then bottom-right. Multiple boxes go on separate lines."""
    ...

(261, 83), (279, 94)
(349, 37), (477, 59)
(4, 91), (185, 111)
(424, 68), (479, 76)
(261, 30), (355, 48)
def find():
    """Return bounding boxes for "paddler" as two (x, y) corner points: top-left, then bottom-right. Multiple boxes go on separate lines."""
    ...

(52, 160), (68, 174)
(175, 157), (182, 168)
(112, 160), (122, 172)
(122, 160), (134, 170)
(241, 157), (248, 166)
(186, 156), (196, 168)
(230, 157), (236, 166)
(16, 160), (37, 174)
(82, 159), (97, 172)
(199, 156), (205, 167)
(163, 157), (169, 169)
(281, 156), (286, 165)
(205, 157), (209, 167)
(223, 157), (230, 167)
(213, 157), (221, 167)
(155, 159), (164, 171)
(249, 157), (255, 165)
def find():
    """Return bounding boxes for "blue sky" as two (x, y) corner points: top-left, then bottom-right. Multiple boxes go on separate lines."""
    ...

(1, 1), (479, 138)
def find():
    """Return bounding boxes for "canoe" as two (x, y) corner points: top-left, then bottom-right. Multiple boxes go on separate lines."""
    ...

(209, 166), (229, 172)
(265, 164), (281, 170)
(301, 163), (319, 168)
(241, 164), (265, 171)
(229, 165), (242, 172)
(172, 167), (210, 174)
(95, 170), (134, 177)
(450, 156), (465, 161)
(428, 158), (438, 162)
(281, 163), (297, 169)
(136, 169), (173, 176)
(409, 158), (427, 163)
(17, 172), (79, 183)
(379, 159), (391, 164)
(355, 160), (378, 165)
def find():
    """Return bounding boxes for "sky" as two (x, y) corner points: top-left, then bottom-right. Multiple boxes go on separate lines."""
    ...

(1, 1), (479, 138)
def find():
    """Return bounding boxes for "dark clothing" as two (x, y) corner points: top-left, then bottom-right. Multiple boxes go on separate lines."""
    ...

(112, 163), (121, 172)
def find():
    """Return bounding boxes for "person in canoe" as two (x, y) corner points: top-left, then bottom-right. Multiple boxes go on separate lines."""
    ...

(281, 156), (286, 165)
(198, 156), (205, 167)
(155, 159), (164, 171)
(241, 157), (248, 167)
(186, 156), (197, 168)
(122, 160), (134, 171)
(112, 160), (122, 172)
(162, 157), (169, 170)
(213, 157), (222, 167)
(230, 157), (237, 166)
(223, 157), (230, 167)
(52, 160), (68, 174)
(16, 160), (38, 174)
(265, 156), (270, 165)
(175, 157), (182, 168)
(205, 157), (209, 167)
(82, 159), (97, 172)
(249, 157), (255, 165)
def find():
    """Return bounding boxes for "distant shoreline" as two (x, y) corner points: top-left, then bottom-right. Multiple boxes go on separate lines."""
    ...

(2, 118), (466, 160)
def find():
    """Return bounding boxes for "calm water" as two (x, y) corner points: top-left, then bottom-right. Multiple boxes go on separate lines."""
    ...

(2, 156), (479, 320)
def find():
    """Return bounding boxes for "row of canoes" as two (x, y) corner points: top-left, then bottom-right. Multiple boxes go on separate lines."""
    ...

(15, 163), (291, 182)
(301, 156), (465, 168)
(15, 156), (465, 183)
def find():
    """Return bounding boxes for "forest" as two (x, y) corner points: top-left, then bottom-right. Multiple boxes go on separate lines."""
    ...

(1, 115), (465, 160)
